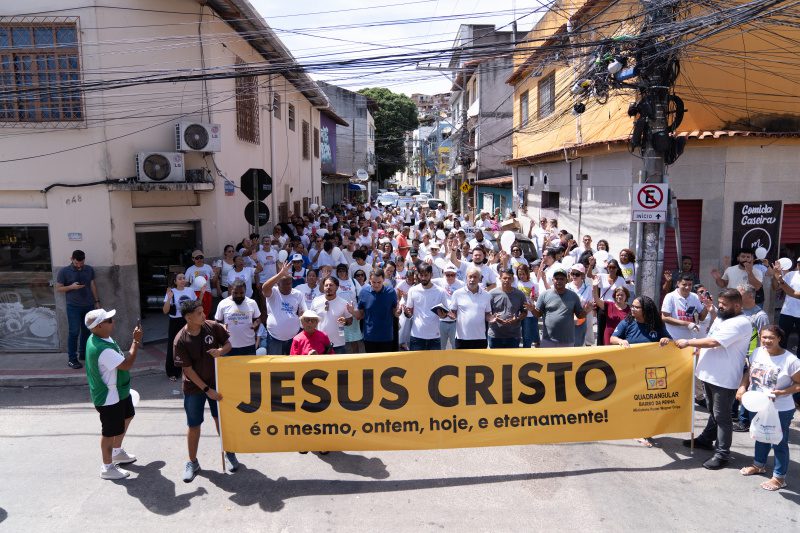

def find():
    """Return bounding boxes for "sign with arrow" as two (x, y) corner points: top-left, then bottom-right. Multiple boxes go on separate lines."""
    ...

(631, 183), (668, 223)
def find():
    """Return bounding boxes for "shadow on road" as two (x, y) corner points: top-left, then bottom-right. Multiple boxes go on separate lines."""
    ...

(114, 461), (207, 515)
(311, 451), (390, 479)
(0, 507), (7, 524)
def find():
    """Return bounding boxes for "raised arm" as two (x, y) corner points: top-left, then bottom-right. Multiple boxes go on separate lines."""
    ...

(262, 262), (291, 299)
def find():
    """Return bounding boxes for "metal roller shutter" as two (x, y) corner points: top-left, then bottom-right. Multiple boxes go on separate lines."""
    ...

(663, 199), (703, 273)
(780, 204), (800, 244)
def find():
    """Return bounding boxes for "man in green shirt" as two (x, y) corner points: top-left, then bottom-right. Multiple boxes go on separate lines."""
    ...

(84, 309), (143, 480)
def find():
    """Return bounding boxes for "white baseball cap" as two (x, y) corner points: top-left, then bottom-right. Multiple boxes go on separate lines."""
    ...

(85, 308), (116, 329)
(301, 309), (320, 320)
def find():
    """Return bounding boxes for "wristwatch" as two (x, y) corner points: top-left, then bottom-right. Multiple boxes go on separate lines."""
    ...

(203, 385), (210, 393)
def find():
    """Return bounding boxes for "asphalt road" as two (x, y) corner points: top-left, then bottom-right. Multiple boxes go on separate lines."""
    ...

(1, 374), (798, 532)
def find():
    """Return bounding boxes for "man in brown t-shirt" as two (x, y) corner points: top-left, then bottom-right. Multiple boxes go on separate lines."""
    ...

(173, 299), (233, 482)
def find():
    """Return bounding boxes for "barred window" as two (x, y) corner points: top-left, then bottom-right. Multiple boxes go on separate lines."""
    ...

(234, 58), (259, 144)
(272, 91), (281, 119)
(288, 104), (295, 131)
(537, 72), (555, 119)
(0, 19), (83, 125)
(519, 90), (529, 128)
(313, 127), (319, 158)
(302, 120), (310, 160)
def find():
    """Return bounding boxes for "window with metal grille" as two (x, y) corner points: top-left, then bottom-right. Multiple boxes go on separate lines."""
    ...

(519, 90), (529, 128)
(302, 120), (310, 160)
(272, 91), (280, 119)
(278, 202), (289, 223)
(541, 190), (559, 209)
(537, 72), (555, 119)
(0, 19), (83, 125)
(313, 127), (319, 158)
(234, 58), (259, 144)
(288, 104), (295, 131)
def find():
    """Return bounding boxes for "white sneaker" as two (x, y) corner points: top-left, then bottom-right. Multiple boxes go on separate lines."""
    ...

(112, 449), (137, 465)
(101, 464), (130, 480)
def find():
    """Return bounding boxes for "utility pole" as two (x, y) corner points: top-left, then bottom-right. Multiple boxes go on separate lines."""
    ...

(635, 0), (679, 301)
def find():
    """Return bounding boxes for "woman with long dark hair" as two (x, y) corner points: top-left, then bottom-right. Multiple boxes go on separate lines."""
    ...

(162, 272), (197, 381)
(610, 295), (671, 447)
(594, 259), (628, 345)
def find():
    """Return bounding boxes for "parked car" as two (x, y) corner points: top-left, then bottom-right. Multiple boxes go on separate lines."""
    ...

(473, 231), (538, 263)
(427, 199), (447, 210)
(376, 192), (399, 207)
(398, 187), (419, 196)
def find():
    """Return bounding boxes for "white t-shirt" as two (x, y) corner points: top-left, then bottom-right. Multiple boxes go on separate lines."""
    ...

(186, 264), (214, 285)
(164, 287), (197, 318)
(747, 347), (800, 411)
(598, 274), (628, 302)
(265, 288), (305, 341)
(96, 339), (126, 406)
(458, 262), (497, 288)
(255, 249), (278, 283)
(695, 314), (753, 389)
(451, 286), (492, 340)
(780, 270), (800, 317)
(407, 284), (448, 339)
(296, 284), (321, 308)
(311, 295), (352, 347)
(433, 278), (464, 323)
(336, 278), (357, 303)
(214, 297), (261, 348)
(469, 238), (494, 251)
(661, 290), (703, 340)
(226, 267), (256, 298)
(349, 262), (372, 281)
(722, 265), (763, 288)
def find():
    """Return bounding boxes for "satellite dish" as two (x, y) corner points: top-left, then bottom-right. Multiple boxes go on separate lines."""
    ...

(355, 169), (369, 181)
(142, 154), (171, 181)
(183, 123), (210, 150)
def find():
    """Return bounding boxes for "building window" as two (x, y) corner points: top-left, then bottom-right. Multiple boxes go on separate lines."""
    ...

(272, 92), (281, 119)
(288, 104), (295, 131)
(0, 19), (83, 125)
(234, 58), (259, 144)
(313, 127), (319, 158)
(541, 190), (559, 209)
(519, 90), (529, 128)
(538, 72), (555, 119)
(302, 120), (310, 160)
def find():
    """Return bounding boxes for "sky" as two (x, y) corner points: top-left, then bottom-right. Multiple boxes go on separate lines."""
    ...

(250, 0), (547, 96)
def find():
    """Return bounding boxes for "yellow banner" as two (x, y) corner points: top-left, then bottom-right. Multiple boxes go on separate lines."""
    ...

(216, 345), (692, 453)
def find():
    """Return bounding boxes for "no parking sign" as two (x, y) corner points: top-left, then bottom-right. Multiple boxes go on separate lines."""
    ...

(631, 183), (668, 223)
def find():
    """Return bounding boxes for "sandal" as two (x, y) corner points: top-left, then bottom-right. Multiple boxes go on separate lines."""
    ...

(740, 465), (767, 476)
(636, 437), (657, 448)
(169, 376), (178, 382)
(760, 478), (787, 491)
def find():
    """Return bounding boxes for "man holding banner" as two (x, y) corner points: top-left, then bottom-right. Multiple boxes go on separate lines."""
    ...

(676, 289), (752, 470)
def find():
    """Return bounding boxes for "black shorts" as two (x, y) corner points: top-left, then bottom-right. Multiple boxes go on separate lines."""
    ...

(95, 394), (135, 437)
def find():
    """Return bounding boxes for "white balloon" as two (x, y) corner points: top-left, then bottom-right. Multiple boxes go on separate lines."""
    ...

(741, 390), (770, 413)
(778, 257), (793, 271)
(561, 256), (575, 268)
(364, 212), (372, 220)
(594, 250), (610, 264)
(191, 276), (207, 291)
(256, 347), (267, 355)
(129, 389), (140, 407)
(277, 250), (288, 263)
(310, 203), (319, 211)
(754, 247), (767, 260)
(436, 229), (446, 241)
(500, 231), (516, 253)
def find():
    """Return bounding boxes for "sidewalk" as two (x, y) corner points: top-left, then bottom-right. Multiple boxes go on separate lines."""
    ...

(0, 342), (166, 387)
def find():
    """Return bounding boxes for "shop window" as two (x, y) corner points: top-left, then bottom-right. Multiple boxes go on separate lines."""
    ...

(0, 225), (57, 351)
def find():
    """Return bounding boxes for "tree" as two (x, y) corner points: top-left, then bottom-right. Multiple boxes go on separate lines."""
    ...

(358, 87), (419, 183)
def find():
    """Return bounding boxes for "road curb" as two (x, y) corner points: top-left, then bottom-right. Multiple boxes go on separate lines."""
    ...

(0, 365), (162, 388)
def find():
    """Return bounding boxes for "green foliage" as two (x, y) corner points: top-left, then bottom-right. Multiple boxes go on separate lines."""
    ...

(358, 87), (419, 180)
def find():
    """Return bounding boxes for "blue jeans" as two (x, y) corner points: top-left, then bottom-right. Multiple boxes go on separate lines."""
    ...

(66, 304), (93, 361)
(698, 381), (737, 459)
(754, 408), (795, 478)
(573, 320), (588, 347)
(267, 334), (293, 355)
(738, 404), (753, 427)
(332, 345), (346, 354)
(439, 321), (456, 350)
(184, 392), (218, 428)
(488, 337), (520, 349)
(521, 316), (540, 348)
(409, 336), (441, 351)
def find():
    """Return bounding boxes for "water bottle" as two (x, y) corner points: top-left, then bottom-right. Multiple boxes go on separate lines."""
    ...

(338, 318), (345, 337)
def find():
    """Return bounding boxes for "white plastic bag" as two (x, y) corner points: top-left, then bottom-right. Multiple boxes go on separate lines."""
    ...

(749, 401), (783, 445)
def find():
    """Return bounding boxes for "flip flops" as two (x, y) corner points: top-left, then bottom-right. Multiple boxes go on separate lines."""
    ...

(760, 478), (787, 491)
(740, 465), (767, 476)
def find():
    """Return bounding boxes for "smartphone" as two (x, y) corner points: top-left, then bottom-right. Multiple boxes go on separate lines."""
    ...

(136, 319), (142, 330)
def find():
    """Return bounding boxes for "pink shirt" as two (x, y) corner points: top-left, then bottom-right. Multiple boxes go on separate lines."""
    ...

(290, 330), (333, 355)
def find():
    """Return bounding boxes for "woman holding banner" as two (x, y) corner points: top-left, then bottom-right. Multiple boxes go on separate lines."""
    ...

(737, 325), (800, 491)
(610, 295), (671, 447)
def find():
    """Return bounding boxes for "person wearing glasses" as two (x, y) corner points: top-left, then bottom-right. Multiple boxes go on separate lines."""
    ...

(84, 308), (144, 480)
(567, 264), (594, 347)
(594, 258), (628, 345)
(433, 264), (464, 349)
(213, 245), (236, 298)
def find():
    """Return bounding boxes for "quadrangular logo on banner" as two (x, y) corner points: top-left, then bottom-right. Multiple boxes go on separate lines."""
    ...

(645, 367), (668, 390)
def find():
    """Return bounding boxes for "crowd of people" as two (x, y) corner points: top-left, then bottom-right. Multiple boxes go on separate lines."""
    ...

(71, 199), (800, 490)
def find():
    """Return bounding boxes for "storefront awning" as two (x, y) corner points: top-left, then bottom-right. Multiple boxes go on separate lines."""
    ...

(475, 175), (512, 187)
(349, 183), (366, 191)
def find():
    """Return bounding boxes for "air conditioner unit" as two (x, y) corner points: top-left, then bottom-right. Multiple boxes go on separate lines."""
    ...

(136, 152), (185, 182)
(175, 121), (222, 152)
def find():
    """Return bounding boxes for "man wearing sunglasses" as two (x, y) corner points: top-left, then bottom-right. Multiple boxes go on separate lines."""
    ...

(84, 308), (144, 480)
